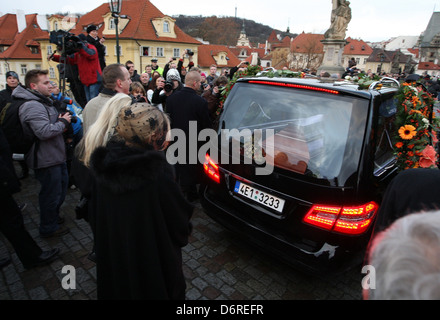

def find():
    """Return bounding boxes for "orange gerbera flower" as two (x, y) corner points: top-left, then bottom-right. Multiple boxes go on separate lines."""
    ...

(398, 125), (417, 140)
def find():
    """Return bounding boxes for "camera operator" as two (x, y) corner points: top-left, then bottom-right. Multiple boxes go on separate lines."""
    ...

(202, 75), (228, 126)
(151, 68), (182, 112)
(164, 49), (195, 84)
(49, 33), (102, 103)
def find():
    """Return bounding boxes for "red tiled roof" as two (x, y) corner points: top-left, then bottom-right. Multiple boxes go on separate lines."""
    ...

(290, 32), (324, 54)
(408, 48), (419, 58)
(63, 0), (200, 44)
(418, 62), (440, 70)
(0, 13), (47, 59)
(198, 44), (241, 68)
(344, 37), (373, 55)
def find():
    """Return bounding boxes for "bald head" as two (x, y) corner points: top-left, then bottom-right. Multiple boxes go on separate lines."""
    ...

(185, 70), (201, 90)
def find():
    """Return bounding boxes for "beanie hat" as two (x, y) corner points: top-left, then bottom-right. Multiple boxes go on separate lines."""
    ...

(166, 68), (181, 83)
(86, 25), (97, 34)
(6, 71), (19, 81)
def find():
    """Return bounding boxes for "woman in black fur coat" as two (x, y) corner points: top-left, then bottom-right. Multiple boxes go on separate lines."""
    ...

(82, 97), (193, 299)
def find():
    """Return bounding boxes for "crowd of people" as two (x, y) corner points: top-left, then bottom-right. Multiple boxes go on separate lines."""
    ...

(1, 32), (440, 299)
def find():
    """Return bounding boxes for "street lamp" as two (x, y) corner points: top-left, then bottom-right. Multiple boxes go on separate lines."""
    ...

(109, 0), (122, 63)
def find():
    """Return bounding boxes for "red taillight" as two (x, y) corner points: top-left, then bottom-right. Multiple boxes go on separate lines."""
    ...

(303, 202), (378, 235)
(204, 154), (220, 183)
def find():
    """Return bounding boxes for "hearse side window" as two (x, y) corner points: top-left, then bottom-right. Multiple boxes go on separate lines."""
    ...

(374, 97), (397, 173)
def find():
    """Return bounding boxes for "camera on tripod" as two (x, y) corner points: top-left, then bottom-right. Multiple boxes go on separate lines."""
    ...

(49, 30), (82, 56)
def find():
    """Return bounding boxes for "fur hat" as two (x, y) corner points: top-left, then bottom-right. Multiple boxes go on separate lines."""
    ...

(6, 71), (19, 81)
(166, 68), (181, 83)
(86, 25), (97, 34)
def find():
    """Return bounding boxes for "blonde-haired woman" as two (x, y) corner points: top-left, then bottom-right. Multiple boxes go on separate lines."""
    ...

(79, 93), (132, 167)
(72, 93), (133, 261)
(87, 101), (193, 300)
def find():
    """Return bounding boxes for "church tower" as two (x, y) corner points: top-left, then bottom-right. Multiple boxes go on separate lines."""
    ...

(237, 20), (250, 47)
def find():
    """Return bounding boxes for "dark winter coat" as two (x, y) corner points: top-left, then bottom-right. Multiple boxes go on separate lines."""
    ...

(373, 168), (440, 233)
(166, 87), (212, 187)
(0, 126), (20, 195)
(90, 141), (193, 300)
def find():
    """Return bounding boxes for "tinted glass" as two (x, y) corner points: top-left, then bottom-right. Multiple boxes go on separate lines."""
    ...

(220, 82), (370, 183)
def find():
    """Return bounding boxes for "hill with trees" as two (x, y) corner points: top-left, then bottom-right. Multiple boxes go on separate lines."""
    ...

(174, 15), (297, 46)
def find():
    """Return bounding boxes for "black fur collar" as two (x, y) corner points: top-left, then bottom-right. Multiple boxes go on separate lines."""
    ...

(90, 141), (171, 194)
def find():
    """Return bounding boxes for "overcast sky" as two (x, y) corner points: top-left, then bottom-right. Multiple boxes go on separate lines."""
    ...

(1, 0), (439, 42)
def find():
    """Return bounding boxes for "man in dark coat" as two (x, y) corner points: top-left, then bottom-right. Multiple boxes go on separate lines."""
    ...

(86, 25), (106, 72)
(0, 126), (60, 269)
(166, 70), (212, 202)
(89, 103), (193, 299)
(372, 168), (440, 234)
(0, 71), (29, 179)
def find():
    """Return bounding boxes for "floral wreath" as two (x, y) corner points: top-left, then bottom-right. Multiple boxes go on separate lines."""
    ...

(393, 82), (440, 171)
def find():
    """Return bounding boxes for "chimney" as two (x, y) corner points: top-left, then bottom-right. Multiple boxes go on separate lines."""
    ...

(16, 9), (26, 33)
(37, 14), (49, 31)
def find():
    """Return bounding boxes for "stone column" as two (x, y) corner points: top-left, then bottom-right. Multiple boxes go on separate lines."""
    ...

(317, 39), (347, 78)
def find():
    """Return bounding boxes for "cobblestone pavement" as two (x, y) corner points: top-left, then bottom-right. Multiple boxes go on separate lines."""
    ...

(0, 170), (364, 300)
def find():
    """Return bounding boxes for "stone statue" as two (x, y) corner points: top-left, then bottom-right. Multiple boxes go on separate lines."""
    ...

(324, 0), (352, 40)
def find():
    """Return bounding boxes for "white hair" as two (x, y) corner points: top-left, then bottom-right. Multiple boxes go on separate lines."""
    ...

(367, 210), (440, 300)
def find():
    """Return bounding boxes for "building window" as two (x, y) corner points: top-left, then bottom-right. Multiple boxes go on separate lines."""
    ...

(364, 58), (368, 65)
(30, 46), (39, 54)
(20, 64), (27, 75)
(49, 67), (55, 78)
(163, 21), (170, 33)
(109, 19), (116, 30)
(47, 45), (53, 55)
(356, 58), (360, 64)
(141, 46), (151, 56)
(54, 21), (58, 31)
(156, 47), (164, 57)
(173, 48), (180, 58)
(4, 63), (9, 73)
(35, 64), (41, 70)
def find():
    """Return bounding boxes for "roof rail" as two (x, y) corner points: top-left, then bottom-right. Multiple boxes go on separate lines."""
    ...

(368, 77), (400, 90)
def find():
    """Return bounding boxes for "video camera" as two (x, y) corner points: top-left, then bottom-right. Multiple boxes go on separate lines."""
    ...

(186, 49), (194, 57)
(49, 30), (82, 56)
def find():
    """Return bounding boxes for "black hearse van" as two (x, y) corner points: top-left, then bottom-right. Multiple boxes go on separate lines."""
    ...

(200, 75), (400, 274)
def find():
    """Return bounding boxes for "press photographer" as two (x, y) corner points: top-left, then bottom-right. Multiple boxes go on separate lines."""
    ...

(49, 81), (83, 187)
(151, 68), (183, 112)
(202, 75), (229, 125)
(49, 32), (102, 103)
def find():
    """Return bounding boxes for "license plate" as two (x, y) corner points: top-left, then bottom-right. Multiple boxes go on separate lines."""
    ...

(234, 181), (285, 213)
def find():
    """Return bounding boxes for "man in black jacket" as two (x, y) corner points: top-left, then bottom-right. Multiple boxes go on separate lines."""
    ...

(86, 25), (106, 72)
(0, 126), (60, 269)
(166, 70), (212, 202)
(0, 71), (29, 179)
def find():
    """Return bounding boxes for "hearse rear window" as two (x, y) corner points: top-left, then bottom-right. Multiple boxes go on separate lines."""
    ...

(220, 82), (369, 182)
